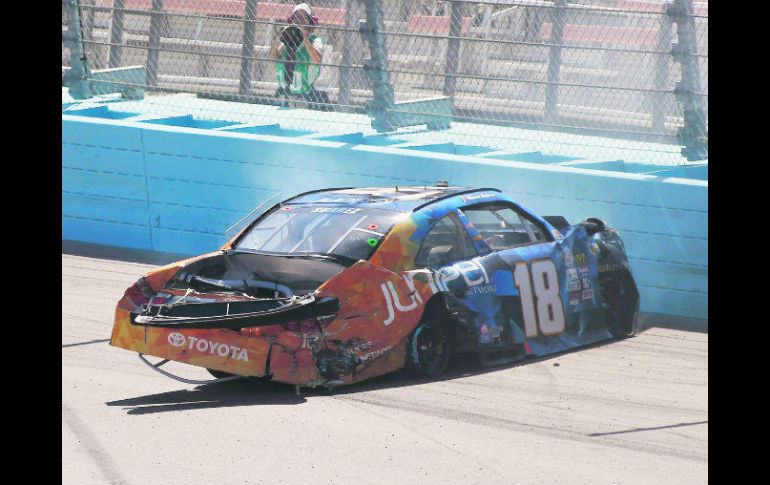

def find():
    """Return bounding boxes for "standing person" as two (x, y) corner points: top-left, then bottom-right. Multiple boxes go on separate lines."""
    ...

(270, 3), (330, 110)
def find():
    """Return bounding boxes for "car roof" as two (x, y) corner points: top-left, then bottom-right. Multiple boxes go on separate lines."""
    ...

(285, 186), (501, 212)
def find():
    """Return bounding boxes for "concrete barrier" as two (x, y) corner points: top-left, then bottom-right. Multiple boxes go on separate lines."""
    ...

(62, 110), (707, 319)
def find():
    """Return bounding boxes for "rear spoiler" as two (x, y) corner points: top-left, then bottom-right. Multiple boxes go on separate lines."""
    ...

(543, 216), (571, 233)
(131, 295), (339, 330)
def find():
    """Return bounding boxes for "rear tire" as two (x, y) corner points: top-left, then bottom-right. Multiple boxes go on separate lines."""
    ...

(602, 271), (640, 339)
(406, 320), (451, 378)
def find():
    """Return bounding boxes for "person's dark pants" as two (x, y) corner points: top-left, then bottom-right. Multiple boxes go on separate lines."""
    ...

(275, 86), (331, 111)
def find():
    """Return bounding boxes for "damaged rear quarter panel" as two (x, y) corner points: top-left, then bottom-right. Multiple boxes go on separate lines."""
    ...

(312, 259), (436, 384)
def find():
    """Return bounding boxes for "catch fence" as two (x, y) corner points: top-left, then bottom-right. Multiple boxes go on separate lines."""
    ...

(62, 0), (708, 161)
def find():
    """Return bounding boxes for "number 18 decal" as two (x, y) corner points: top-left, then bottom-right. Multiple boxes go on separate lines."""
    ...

(513, 259), (565, 337)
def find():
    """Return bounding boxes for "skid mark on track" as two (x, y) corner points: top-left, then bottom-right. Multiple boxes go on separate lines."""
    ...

(62, 338), (111, 349)
(62, 402), (131, 485)
(588, 420), (708, 437)
(335, 395), (515, 482)
(62, 313), (109, 326)
(341, 392), (707, 463)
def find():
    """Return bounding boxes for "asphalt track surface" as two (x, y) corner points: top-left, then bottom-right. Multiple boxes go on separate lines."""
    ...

(62, 249), (708, 485)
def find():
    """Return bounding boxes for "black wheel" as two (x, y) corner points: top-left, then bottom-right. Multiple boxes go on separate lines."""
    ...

(602, 271), (640, 339)
(406, 320), (451, 378)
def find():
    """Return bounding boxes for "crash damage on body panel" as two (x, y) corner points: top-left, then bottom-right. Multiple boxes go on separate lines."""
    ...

(110, 186), (640, 390)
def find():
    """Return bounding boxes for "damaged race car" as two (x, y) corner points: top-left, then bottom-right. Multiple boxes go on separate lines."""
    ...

(111, 185), (640, 390)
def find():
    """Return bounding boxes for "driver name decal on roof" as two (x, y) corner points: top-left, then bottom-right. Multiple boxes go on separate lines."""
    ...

(311, 207), (363, 214)
(460, 192), (498, 202)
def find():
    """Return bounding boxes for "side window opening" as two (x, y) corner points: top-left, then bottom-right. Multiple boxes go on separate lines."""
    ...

(415, 213), (477, 267)
(522, 218), (546, 242)
(461, 203), (550, 251)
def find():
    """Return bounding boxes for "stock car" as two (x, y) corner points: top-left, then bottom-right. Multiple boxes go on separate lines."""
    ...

(110, 185), (639, 389)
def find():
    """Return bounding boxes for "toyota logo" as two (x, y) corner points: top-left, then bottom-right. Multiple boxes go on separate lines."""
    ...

(168, 332), (186, 347)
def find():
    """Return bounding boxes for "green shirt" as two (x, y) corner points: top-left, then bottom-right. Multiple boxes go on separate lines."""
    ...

(276, 34), (323, 95)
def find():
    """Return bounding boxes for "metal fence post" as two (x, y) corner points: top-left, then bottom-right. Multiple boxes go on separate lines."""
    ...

(652, 3), (673, 133)
(442, 0), (463, 98)
(81, 0), (94, 60)
(545, 0), (566, 124)
(239, 0), (258, 97)
(108, 0), (125, 68)
(359, 0), (394, 132)
(338, 0), (359, 109)
(62, 0), (92, 99)
(476, 4), (494, 95)
(668, 0), (707, 159)
(146, 0), (164, 88)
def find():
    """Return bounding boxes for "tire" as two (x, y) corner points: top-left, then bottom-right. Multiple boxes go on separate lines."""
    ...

(406, 320), (451, 378)
(603, 271), (640, 339)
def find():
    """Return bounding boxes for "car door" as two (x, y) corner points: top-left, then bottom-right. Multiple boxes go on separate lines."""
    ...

(449, 202), (563, 350)
(457, 202), (607, 356)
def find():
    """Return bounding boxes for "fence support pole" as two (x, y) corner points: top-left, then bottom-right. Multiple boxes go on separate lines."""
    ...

(668, 0), (707, 160)
(338, 0), (358, 109)
(239, 0), (258, 97)
(81, 0), (95, 65)
(544, 0), (566, 124)
(476, 4), (494, 95)
(62, 0), (92, 99)
(652, 3), (673, 133)
(359, 0), (394, 131)
(146, 0), (164, 88)
(108, 0), (125, 68)
(442, 0), (462, 98)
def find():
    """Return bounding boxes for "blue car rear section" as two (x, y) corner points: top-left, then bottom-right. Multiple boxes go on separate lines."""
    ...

(409, 189), (639, 367)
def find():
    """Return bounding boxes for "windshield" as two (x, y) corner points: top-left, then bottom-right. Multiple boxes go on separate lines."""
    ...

(234, 205), (406, 261)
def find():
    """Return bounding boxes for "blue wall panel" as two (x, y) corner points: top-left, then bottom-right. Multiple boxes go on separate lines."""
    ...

(150, 227), (225, 255)
(62, 217), (152, 250)
(63, 192), (149, 227)
(62, 168), (147, 201)
(620, 231), (707, 267)
(62, 115), (708, 319)
(62, 143), (145, 175)
(148, 203), (240, 235)
(146, 178), (274, 214)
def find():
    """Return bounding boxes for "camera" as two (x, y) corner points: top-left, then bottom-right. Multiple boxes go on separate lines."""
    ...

(280, 25), (304, 50)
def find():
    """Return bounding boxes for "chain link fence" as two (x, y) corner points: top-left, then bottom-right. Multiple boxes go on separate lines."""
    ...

(63, 0), (708, 161)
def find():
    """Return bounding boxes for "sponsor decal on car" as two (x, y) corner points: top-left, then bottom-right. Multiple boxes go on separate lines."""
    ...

(582, 289), (594, 300)
(465, 283), (497, 297)
(167, 332), (249, 361)
(358, 344), (395, 363)
(436, 259), (491, 293)
(564, 250), (574, 267)
(478, 323), (502, 343)
(380, 280), (419, 326)
(598, 262), (629, 273)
